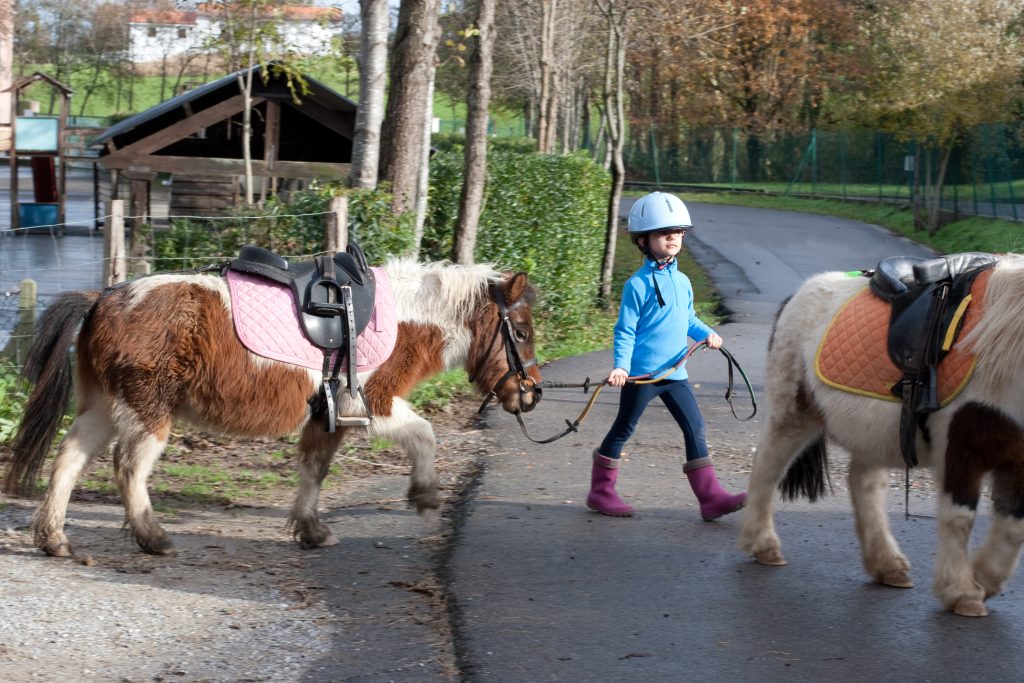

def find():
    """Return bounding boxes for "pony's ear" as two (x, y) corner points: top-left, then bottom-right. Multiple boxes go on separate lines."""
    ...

(504, 272), (530, 304)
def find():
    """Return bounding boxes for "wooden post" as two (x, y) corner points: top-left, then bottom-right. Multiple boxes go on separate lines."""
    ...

(2, 278), (37, 366)
(105, 199), (127, 285)
(325, 195), (348, 253)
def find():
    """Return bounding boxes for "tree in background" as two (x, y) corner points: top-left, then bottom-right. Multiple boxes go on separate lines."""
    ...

(491, 0), (601, 154)
(349, 0), (389, 191)
(452, 0), (495, 265)
(858, 0), (1024, 234)
(379, 0), (441, 216)
(594, 0), (629, 305)
(632, 0), (859, 181)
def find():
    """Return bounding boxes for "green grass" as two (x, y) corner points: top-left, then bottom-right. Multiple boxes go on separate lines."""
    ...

(663, 191), (1024, 255)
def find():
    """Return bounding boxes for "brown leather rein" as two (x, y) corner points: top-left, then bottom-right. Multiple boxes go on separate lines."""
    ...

(503, 341), (758, 445)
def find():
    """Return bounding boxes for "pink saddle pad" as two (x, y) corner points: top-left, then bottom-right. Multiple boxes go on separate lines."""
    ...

(226, 266), (398, 372)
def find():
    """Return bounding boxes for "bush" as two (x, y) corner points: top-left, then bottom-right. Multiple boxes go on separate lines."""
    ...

(423, 150), (609, 332)
(430, 133), (538, 154)
(153, 182), (416, 271)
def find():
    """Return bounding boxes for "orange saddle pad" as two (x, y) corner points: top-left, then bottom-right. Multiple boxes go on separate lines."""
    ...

(814, 269), (991, 403)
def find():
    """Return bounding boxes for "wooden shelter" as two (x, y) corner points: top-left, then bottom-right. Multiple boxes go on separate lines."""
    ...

(93, 65), (356, 219)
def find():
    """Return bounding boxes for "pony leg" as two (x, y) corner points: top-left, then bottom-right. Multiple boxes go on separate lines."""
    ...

(971, 470), (1024, 603)
(113, 420), (174, 555)
(289, 421), (345, 548)
(847, 459), (912, 587)
(934, 492), (986, 616)
(33, 408), (116, 557)
(370, 398), (441, 517)
(738, 408), (824, 566)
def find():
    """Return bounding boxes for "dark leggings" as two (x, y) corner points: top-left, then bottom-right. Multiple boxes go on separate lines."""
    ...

(598, 379), (708, 461)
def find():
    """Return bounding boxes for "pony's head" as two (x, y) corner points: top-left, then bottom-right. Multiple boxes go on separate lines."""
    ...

(467, 271), (543, 414)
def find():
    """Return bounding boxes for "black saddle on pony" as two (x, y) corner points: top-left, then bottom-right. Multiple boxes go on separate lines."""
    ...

(225, 244), (377, 432)
(868, 252), (997, 466)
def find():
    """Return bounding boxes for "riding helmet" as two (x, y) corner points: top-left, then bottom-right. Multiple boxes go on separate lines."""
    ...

(627, 191), (692, 234)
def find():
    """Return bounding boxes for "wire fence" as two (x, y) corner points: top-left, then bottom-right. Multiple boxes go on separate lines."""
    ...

(623, 123), (1024, 222)
(1, 207), (345, 377)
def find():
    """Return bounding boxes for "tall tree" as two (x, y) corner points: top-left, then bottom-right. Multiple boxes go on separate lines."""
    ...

(648, 0), (857, 180)
(860, 0), (1024, 233)
(0, 0), (14, 135)
(379, 0), (441, 215)
(349, 0), (389, 190)
(594, 0), (629, 306)
(452, 0), (495, 265)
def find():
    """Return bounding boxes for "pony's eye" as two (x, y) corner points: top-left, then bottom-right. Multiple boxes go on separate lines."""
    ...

(514, 328), (528, 343)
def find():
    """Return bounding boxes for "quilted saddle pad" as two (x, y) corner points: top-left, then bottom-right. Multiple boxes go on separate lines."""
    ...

(814, 269), (991, 404)
(226, 266), (398, 372)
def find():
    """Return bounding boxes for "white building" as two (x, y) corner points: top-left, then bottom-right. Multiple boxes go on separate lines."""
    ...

(128, 4), (343, 64)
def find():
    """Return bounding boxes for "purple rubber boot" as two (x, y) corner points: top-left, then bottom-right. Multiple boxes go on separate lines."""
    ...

(684, 457), (747, 521)
(586, 451), (635, 517)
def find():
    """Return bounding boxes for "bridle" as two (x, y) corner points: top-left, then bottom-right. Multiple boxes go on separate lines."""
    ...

(473, 282), (542, 414)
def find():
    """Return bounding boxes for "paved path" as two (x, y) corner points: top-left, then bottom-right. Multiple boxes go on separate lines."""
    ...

(450, 203), (1024, 681)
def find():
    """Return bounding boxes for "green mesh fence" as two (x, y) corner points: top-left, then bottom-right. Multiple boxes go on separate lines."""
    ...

(624, 124), (1024, 221)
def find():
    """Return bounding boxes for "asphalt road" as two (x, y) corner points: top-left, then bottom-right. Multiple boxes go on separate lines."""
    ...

(449, 202), (1024, 681)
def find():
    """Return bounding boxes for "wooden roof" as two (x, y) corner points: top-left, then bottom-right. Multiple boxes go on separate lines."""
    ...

(94, 66), (355, 180)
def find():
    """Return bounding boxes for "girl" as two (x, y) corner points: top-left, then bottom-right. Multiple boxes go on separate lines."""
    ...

(587, 191), (747, 520)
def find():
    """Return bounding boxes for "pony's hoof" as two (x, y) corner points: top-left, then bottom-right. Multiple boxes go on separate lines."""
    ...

(316, 534), (340, 547)
(754, 548), (787, 566)
(139, 536), (175, 556)
(418, 508), (441, 525)
(41, 540), (73, 557)
(952, 598), (988, 617)
(879, 570), (914, 588)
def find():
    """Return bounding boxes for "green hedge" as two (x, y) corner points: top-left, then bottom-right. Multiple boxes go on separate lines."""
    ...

(153, 183), (416, 270)
(423, 150), (609, 330)
(431, 133), (537, 154)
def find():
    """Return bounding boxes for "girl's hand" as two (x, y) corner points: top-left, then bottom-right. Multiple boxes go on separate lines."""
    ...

(705, 333), (723, 350)
(607, 368), (629, 387)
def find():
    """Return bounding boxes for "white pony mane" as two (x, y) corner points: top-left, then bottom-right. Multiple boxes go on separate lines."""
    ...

(963, 253), (1024, 396)
(382, 256), (502, 327)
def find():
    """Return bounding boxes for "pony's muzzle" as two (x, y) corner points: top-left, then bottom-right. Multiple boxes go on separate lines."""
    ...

(518, 378), (542, 413)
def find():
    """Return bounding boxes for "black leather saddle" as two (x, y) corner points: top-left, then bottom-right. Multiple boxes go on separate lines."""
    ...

(225, 243), (377, 431)
(227, 244), (376, 350)
(867, 252), (997, 466)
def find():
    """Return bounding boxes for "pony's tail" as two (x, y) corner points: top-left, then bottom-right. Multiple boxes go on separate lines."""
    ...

(778, 437), (833, 502)
(4, 291), (99, 497)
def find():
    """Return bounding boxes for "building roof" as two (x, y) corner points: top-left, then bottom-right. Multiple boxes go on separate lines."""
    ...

(92, 66), (355, 147)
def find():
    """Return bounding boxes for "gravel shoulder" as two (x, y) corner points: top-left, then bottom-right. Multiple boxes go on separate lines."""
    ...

(0, 398), (490, 683)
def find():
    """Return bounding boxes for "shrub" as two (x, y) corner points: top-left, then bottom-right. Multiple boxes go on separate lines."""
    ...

(153, 182), (416, 271)
(423, 150), (609, 332)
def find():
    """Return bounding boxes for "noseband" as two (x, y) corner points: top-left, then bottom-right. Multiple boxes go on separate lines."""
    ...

(474, 282), (541, 413)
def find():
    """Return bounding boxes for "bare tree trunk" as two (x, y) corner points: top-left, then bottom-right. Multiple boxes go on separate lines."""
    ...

(413, 51), (437, 255)
(0, 0), (12, 130)
(927, 144), (954, 235)
(379, 0), (441, 215)
(350, 0), (388, 190)
(596, 0), (628, 306)
(453, 0), (496, 265)
(537, 0), (557, 153)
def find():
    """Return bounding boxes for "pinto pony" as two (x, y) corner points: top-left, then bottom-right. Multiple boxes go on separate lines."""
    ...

(739, 254), (1024, 617)
(4, 257), (542, 557)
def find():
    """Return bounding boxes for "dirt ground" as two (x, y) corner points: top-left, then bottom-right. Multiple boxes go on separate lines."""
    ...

(0, 396), (489, 683)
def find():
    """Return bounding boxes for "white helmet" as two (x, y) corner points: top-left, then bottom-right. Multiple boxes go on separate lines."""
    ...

(627, 191), (692, 233)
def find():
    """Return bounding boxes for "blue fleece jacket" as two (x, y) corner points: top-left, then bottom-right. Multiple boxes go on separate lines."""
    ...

(613, 258), (714, 381)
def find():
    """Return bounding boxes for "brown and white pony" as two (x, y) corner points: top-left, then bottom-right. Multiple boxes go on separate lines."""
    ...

(739, 254), (1024, 617)
(4, 257), (542, 557)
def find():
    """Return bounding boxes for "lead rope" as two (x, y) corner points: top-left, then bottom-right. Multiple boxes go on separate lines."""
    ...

(510, 342), (757, 445)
